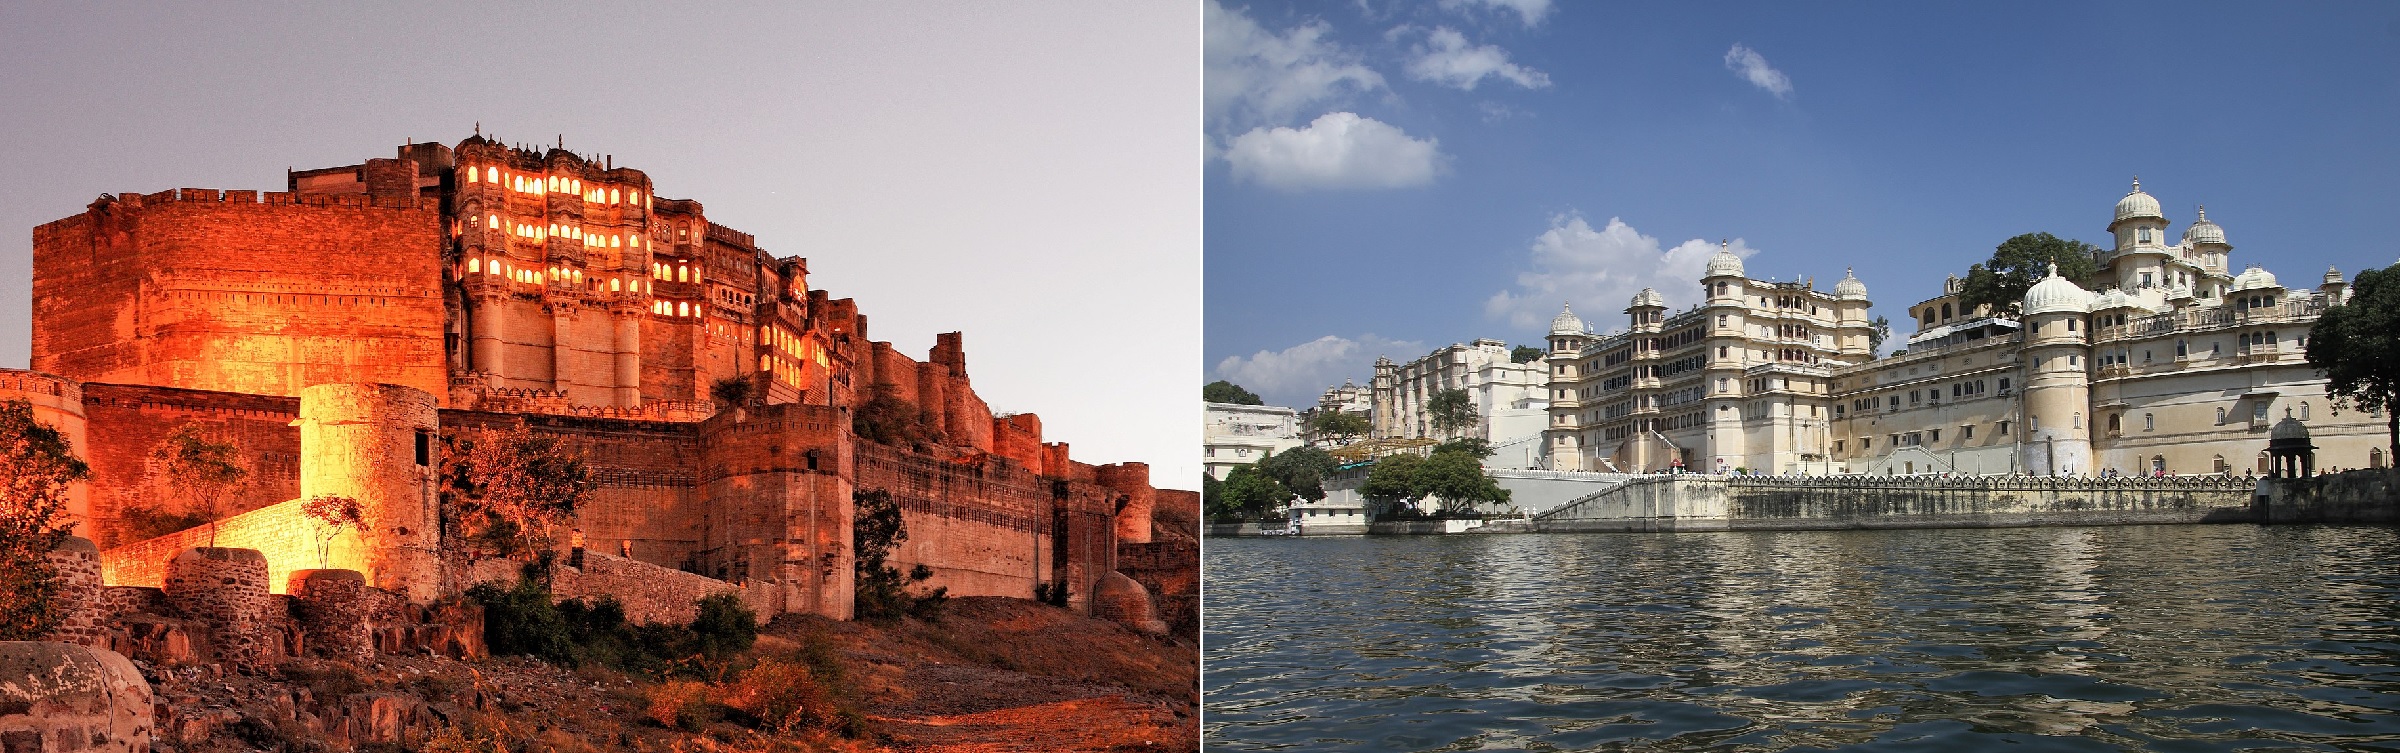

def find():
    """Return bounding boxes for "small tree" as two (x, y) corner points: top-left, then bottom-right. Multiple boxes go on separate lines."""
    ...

(1956, 232), (2102, 317)
(1254, 446), (1339, 504)
(1433, 438), (1494, 458)
(1218, 465), (1289, 519)
(1426, 388), (1480, 440)
(710, 376), (755, 409)
(300, 494), (369, 569)
(852, 382), (941, 447)
(1415, 449), (1510, 516)
(1202, 380), (1264, 405)
(1510, 345), (1544, 363)
(0, 400), (90, 640)
(147, 424), (248, 546)
(2307, 265), (2400, 459)
(1201, 472), (1228, 520)
(441, 424), (594, 557)
(1306, 410), (1371, 445)
(1868, 315), (1892, 356)
(853, 489), (946, 620)
(1359, 453), (1424, 515)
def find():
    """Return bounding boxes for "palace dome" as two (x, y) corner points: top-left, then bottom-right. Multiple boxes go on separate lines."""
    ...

(2271, 415), (2312, 442)
(2115, 178), (2163, 224)
(1705, 243), (1745, 278)
(2183, 205), (2226, 246)
(2022, 263), (2093, 316)
(2231, 266), (2282, 292)
(1833, 268), (1867, 300)
(1549, 303), (1587, 336)
(1630, 288), (1665, 309)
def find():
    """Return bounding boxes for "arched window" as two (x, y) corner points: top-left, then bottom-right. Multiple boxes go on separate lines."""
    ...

(2144, 413), (2155, 431)
(1941, 303), (1952, 319)
(678, 301), (690, 317)
(611, 188), (622, 204)
(677, 265), (689, 282)
(513, 175), (525, 192)
(2302, 402), (2311, 420)
(2259, 452), (2272, 473)
(2073, 412), (2083, 429)
(2108, 414), (2121, 432)
(2374, 448), (2387, 469)
(610, 278), (620, 292)
(2215, 455), (2228, 473)
(468, 258), (480, 273)
(2216, 407), (2227, 423)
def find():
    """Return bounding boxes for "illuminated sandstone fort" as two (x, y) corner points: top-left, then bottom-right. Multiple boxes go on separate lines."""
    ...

(7, 134), (1184, 637)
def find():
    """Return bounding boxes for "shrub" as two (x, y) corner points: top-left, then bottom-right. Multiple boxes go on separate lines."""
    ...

(464, 578), (575, 665)
(0, 400), (89, 640)
(646, 680), (716, 730)
(718, 659), (835, 734)
(852, 489), (948, 621)
(690, 593), (758, 660)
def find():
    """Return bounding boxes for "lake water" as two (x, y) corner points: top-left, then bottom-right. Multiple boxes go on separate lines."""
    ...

(1203, 526), (2400, 751)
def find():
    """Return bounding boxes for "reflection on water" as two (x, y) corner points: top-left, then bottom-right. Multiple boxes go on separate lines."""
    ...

(1203, 526), (2400, 751)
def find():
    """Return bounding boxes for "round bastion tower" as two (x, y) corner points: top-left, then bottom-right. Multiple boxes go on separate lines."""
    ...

(2018, 265), (2094, 476)
(298, 383), (442, 602)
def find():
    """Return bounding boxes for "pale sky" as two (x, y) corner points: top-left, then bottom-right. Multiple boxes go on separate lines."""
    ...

(0, 2), (1201, 485)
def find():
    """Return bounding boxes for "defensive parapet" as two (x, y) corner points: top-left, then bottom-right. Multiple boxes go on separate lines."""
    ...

(1533, 474), (2259, 532)
(298, 384), (441, 601)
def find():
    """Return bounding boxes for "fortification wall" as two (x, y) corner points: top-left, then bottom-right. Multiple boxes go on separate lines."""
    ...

(457, 553), (740, 625)
(99, 497), (322, 594)
(2262, 468), (2400, 523)
(32, 189), (447, 402)
(698, 403), (854, 620)
(1119, 540), (1197, 637)
(79, 383), (301, 548)
(442, 409), (707, 563)
(1534, 474), (2260, 532)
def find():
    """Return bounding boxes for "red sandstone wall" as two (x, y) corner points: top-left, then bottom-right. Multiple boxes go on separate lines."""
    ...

(442, 410), (707, 564)
(459, 553), (739, 625)
(79, 384), (302, 548)
(31, 189), (447, 402)
(991, 413), (1045, 471)
(699, 403), (856, 619)
(100, 497), (318, 595)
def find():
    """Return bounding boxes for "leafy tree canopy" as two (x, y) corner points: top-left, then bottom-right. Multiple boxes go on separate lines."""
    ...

(1359, 453), (1423, 506)
(1217, 465), (1289, 519)
(1254, 446), (1339, 502)
(1868, 315), (1892, 356)
(1306, 410), (1372, 444)
(442, 424), (595, 555)
(1426, 388), (1480, 439)
(0, 400), (89, 640)
(1203, 380), (1264, 405)
(2306, 264), (2400, 458)
(1414, 451), (1511, 515)
(1433, 438), (1494, 459)
(854, 488), (947, 621)
(1956, 232), (2101, 317)
(1510, 345), (1544, 363)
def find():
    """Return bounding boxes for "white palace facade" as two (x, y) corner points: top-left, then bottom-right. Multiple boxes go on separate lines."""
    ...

(1543, 180), (2391, 476)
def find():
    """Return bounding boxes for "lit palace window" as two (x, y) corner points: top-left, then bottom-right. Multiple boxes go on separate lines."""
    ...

(468, 258), (480, 273)
(611, 188), (622, 203)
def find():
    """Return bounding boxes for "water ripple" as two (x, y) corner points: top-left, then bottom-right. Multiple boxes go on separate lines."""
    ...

(1204, 525), (2400, 751)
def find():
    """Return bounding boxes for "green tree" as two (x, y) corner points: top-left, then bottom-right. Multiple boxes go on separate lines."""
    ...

(1359, 453), (1424, 513)
(853, 488), (947, 621)
(1203, 380), (1264, 405)
(1218, 465), (1289, 519)
(1433, 438), (1494, 458)
(1510, 345), (1544, 363)
(0, 400), (90, 640)
(1253, 446), (1339, 503)
(1306, 410), (1372, 444)
(441, 424), (595, 556)
(1956, 232), (2102, 317)
(2307, 265), (2400, 459)
(1868, 315), (1892, 356)
(1201, 472), (1227, 520)
(1415, 450), (1511, 516)
(1426, 388), (1480, 439)
(145, 424), (249, 545)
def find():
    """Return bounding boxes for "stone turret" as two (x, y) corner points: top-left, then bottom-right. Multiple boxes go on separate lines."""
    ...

(2018, 264), (2094, 475)
(298, 384), (441, 602)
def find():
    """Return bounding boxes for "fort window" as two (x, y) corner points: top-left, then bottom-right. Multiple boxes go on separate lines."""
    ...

(2216, 407), (2226, 424)
(2374, 448), (2387, 469)
(2260, 452), (2273, 473)
(1998, 421), (2010, 436)
(2215, 455), (2229, 473)
(2144, 413), (2154, 431)
(415, 431), (431, 466)
(1962, 425), (1974, 440)
(611, 278), (621, 292)
(611, 188), (622, 203)
(486, 166), (498, 183)
(2302, 402), (2310, 420)
(2072, 413), (2081, 429)
(469, 258), (480, 273)
(513, 176), (525, 192)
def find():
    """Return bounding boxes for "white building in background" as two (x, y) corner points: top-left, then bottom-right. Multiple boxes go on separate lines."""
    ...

(1541, 180), (2392, 476)
(1203, 401), (1303, 480)
(1386, 338), (1550, 443)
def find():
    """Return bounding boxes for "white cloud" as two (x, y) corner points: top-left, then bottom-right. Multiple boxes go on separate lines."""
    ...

(1205, 0), (1386, 131)
(1225, 112), (1447, 191)
(1484, 215), (1758, 332)
(1723, 43), (1793, 100)
(1438, 0), (1553, 27)
(1402, 27), (1550, 91)
(1216, 334), (1428, 408)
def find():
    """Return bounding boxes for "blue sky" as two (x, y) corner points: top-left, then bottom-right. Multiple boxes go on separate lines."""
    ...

(1206, 0), (2400, 408)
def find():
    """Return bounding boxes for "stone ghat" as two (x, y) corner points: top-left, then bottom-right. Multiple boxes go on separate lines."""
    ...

(1533, 474), (2260, 533)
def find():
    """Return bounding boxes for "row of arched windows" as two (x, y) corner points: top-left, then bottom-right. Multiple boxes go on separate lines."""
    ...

(465, 165), (646, 205)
